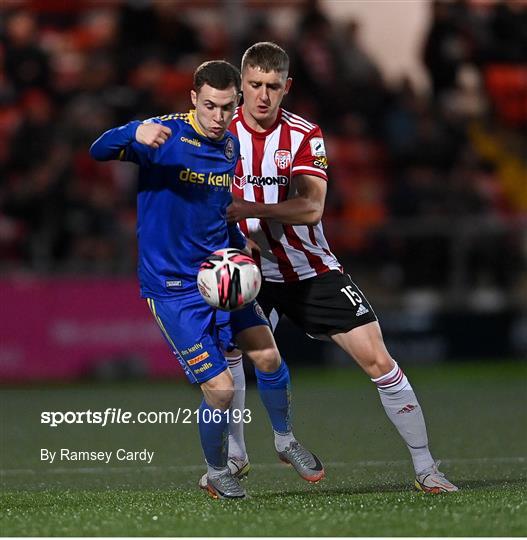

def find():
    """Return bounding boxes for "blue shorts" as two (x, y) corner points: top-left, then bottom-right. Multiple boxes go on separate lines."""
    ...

(146, 293), (269, 384)
(216, 300), (270, 353)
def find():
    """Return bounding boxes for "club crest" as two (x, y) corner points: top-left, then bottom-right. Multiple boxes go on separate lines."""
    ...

(224, 138), (235, 161)
(254, 302), (269, 323)
(274, 149), (291, 170)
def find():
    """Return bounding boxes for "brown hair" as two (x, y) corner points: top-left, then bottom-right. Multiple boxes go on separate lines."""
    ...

(193, 60), (241, 93)
(241, 42), (289, 74)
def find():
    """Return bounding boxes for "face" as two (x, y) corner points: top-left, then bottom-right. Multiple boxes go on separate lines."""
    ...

(241, 66), (292, 129)
(191, 83), (240, 140)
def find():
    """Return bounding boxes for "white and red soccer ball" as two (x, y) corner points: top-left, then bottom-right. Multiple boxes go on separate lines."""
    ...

(197, 248), (261, 311)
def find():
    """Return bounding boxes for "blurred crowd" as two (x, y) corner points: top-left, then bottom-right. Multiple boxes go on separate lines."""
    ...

(0, 0), (526, 295)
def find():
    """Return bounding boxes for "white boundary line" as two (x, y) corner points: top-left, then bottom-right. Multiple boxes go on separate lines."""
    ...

(1, 456), (524, 477)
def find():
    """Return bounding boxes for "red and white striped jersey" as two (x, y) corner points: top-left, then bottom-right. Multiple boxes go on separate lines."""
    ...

(230, 106), (341, 283)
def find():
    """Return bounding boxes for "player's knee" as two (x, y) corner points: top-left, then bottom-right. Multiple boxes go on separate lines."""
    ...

(201, 372), (235, 411)
(378, 354), (396, 374)
(214, 389), (234, 411)
(250, 347), (281, 373)
(204, 387), (234, 411)
(365, 352), (395, 379)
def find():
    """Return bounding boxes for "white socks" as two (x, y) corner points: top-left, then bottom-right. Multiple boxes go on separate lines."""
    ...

(372, 362), (435, 474)
(228, 353), (433, 473)
(227, 353), (248, 461)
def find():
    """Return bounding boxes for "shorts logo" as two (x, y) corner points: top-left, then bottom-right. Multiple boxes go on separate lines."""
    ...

(181, 342), (203, 356)
(310, 137), (326, 157)
(274, 149), (291, 169)
(224, 138), (235, 161)
(194, 362), (213, 374)
(356, 304), (369, 316)
(233, 175), (288, 189)
(166, 279), (182, 288)
(187, 351), (210, 366)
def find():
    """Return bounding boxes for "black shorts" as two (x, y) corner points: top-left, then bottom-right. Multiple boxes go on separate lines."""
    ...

(257, 270), (378, 339)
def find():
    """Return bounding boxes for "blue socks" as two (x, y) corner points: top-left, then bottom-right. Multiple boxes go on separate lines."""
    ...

(198, 399), (229, 468)
(199, 359), (292, 467)
(255, 359), (292, 434)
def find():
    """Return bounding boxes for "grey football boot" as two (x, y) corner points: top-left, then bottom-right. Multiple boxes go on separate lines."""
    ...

(198, 457), (250, 491)
(278, 441), (325, 483)
(201, 468), (247, 499)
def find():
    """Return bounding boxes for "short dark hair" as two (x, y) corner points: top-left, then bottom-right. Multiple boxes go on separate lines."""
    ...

(241, 42), (289, 75)
(193, 60), (241, 93)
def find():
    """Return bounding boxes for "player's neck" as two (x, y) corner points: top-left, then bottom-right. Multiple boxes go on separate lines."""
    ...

(242, 105), (279, 133)
(189, 110), (206, 137)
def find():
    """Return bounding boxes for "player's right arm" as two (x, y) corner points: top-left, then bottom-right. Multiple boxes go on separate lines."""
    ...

(89, 120), (172, 163)
(227, 175), (326, 226)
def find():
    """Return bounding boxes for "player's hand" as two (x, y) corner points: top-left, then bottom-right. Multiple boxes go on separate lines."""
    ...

(135, 123), (172, 149)
(227, 197), (257, 222)
(240, 238), (260, 256)
(245, 237), (261, 255)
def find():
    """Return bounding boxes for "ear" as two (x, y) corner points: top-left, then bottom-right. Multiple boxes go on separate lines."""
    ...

(284, 77), (293, 95)
(191, 89), (197, 107)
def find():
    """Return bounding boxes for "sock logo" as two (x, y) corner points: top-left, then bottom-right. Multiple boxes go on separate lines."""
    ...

(397, 404), (417, 414)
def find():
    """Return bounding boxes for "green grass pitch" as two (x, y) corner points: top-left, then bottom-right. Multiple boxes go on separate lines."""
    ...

(1, 361), (526, 536)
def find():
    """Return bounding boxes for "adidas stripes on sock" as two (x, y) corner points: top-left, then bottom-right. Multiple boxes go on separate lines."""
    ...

(372, 362), (435, 474)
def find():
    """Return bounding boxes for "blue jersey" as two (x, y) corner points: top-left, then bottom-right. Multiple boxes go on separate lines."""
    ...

(90, 111), (246, 298)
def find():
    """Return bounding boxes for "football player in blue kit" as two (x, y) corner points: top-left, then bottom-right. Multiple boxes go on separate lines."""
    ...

(90, 60), (323, 499)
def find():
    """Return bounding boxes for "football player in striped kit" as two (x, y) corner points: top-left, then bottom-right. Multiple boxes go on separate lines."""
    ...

(224, 42), (458, 493)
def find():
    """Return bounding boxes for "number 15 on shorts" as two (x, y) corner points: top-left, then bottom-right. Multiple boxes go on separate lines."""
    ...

(340, 285), (363, 306)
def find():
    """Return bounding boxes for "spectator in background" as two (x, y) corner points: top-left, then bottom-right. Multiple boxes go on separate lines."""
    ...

(386, 165), (449, 288)
(237, 15), (283, 67)
(290, 3), (346, 127)
(117, 2), (160, 72)
(144, 3), (203, 67)
(0, 43), (16, 105)
(2, 10), (51, 93)
(4, 89), (71, 270)
(488, 0), (527, 63)
(423, 0), (473, 97)
(338, 18), (387, 131)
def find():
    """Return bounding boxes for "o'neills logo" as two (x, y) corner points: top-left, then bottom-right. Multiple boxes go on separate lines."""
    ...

(234, 175), (289, 189)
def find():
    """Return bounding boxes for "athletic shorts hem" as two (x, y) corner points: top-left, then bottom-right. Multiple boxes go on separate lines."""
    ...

(190, 364), (228, 385)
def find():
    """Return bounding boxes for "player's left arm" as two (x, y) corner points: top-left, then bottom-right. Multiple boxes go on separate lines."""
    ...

(89, 119), (172, 165)
(227, 174), (326, 226)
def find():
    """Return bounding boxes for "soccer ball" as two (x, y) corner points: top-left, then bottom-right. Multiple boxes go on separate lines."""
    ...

(197, 248), (261, 311)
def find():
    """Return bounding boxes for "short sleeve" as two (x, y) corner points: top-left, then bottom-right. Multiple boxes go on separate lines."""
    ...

(291, 126), (329, 181)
